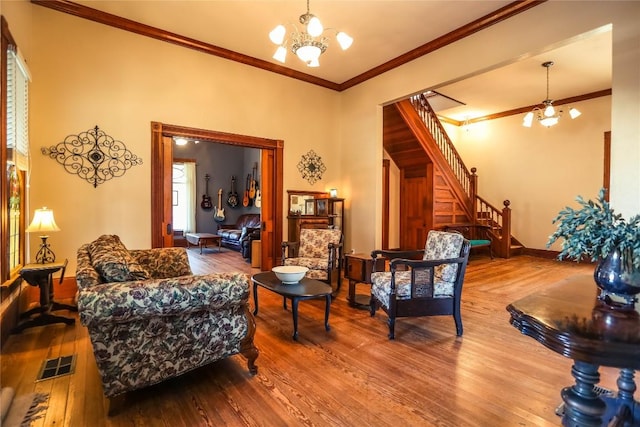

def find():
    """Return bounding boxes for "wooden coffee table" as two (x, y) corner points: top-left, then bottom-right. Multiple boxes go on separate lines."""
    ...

(251, 271), (332, 341)
(185, 232), (222, 254)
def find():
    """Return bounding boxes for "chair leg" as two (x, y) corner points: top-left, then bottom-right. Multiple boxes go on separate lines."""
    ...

(387, 317), (395, 340)
(454, 310), (463, 336)
(369, 296), (377, 316)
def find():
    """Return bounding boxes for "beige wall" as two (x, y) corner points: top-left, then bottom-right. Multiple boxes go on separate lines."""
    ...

(28, 6), (341, 272)
(385, 94), (610, 251)
(340, 1), (640, 252)
(4, 0), (639, 272)
(1, 0), (32, 59)
(453, 95), (611, 250)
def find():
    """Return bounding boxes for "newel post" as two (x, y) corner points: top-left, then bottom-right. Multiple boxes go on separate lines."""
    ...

(470, 167), (478, 223)
(502, 200), (512, 258)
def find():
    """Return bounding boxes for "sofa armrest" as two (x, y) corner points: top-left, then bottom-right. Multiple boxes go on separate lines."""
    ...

(240, 226), (261, 242)
(78, 272), (249, 327)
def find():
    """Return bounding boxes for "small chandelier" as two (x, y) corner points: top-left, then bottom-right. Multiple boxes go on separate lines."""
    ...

(522, 61), (581, 128)
(269, 0), (353, 67)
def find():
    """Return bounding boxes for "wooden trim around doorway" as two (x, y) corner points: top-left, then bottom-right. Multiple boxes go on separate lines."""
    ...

(150, 122), (284, 271)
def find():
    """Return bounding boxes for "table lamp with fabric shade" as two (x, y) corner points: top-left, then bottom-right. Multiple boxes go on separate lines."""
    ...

(26, 207), (60, 264)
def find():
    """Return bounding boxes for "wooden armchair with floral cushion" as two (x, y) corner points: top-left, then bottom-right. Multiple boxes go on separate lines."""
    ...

(75, 235), (259, 410)
(370, 230), (471, 340)
(281, 228), (343, 291)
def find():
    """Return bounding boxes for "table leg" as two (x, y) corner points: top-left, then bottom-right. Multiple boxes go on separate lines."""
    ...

(38, 274), (51, 308)
(603, 368), (640, 426)
(348, 279), (356, 306)
(252, 282), (259, 316)
(11, 313), (75, 333)
(561, 360), (606, 427)
(324, 294), (331, 331)
(291, 297), (299, 341)
(51, 301), (77, 312)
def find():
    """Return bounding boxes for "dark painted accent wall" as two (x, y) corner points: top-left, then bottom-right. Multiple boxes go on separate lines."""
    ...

(173, 141), (260, 234)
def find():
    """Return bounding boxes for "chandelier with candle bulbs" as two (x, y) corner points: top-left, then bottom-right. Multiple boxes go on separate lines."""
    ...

(523, 61), (582, 128)
(269, 0), (353, 67)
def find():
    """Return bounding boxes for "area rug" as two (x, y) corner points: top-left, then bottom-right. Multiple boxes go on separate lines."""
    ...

(0, 387), (49, 427)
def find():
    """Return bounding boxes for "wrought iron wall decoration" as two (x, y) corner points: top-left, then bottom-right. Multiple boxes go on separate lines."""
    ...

(297, 149), (326, 185)
(42, 125), (143, 188)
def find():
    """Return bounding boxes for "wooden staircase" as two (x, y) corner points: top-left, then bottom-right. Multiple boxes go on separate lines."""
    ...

(383, 93), (522, 258)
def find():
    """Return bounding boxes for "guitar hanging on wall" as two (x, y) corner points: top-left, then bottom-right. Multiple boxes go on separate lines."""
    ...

(201, 174), (213, 210)
(243, 174), (251, 207)
(227, 175), (239, 208)
(214, 188), (225, 222)
(254, 185), (261, 208)
(249, 164), (257, 200)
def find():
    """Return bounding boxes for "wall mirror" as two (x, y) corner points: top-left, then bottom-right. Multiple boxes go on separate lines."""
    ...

(287, 190), (328, 215)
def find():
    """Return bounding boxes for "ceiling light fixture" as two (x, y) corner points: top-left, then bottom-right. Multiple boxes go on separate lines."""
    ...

(269, 0), (353, 67)
(522, 61), (581, 128)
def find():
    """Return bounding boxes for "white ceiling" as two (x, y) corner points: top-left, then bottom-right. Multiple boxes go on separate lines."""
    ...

(73, 1), (612, 120)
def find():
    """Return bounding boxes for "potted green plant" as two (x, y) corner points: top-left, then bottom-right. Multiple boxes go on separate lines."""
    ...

(547, 188), (640, 307)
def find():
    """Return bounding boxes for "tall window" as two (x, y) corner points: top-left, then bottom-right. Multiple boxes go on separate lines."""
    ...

(6, 46), (30, 269)
(172, 161), (196, 234)
(2, 17), (29, 285)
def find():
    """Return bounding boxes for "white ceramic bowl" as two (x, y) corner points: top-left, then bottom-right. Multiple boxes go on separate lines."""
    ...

(272, 266), (308, 284)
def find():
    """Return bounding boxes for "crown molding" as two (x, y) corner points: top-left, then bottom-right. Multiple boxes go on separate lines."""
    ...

(30, 0), (341, 91)
(456, 89), (612, 126)
(31, 0), (545, 92)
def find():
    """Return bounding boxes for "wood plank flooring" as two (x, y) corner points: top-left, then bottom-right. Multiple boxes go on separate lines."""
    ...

(0, 250), (621, 426)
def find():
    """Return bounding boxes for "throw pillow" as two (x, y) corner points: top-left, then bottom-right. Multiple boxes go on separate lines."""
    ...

(89, 235), (150, 282)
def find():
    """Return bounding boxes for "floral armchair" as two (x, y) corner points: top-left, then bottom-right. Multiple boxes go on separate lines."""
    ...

(281, 228), (343, 291)
(75, 235), (259, 402)
(370, 230), (471, 339)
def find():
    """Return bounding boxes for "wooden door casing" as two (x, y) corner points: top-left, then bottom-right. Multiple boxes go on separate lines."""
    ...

(382, 159), (390, 250)
(151, 122), (283, 271)
(603, 131), (610, 201)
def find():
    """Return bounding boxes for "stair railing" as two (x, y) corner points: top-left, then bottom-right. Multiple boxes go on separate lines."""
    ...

(407, 93), (515, 257)
(410, 93), (473, 200)
(476, 196), (512, 258)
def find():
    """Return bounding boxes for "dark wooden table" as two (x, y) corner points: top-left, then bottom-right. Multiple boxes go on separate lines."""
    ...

(507, 275), (640, 426)
(185, 232), (222, 254)
(251, 272), (332, 341)
(344, 253), (385, 309)
(12, 260), (76, 333)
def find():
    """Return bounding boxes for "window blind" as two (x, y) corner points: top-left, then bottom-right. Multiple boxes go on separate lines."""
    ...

(7, 47), (30, 170)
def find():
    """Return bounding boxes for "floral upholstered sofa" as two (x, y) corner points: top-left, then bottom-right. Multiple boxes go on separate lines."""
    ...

(75, 235), (259, 401)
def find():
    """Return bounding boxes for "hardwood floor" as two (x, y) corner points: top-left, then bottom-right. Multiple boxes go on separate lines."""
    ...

(0, 250), (620, 426)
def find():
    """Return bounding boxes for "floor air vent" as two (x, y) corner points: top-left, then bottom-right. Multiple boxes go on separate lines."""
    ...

(37, 355), (76, 381)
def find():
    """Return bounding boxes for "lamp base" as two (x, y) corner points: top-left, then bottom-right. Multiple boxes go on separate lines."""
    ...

(35, 236), (56, 264)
